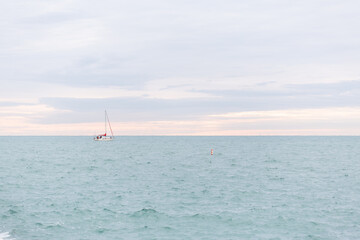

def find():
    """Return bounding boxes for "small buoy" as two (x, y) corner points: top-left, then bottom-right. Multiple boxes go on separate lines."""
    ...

(211, 149), (213, 155)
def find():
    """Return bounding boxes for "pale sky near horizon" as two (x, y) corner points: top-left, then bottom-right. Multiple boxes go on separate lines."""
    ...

(1, 0), (360, 135)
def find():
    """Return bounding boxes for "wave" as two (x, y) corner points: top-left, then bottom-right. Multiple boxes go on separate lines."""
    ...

(0, 232), (13, 240)
(45, 222), (64, 229)
(131, 208), (161, 218)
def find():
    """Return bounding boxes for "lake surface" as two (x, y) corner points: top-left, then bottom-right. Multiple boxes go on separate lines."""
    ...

(1, 136), (360, 239)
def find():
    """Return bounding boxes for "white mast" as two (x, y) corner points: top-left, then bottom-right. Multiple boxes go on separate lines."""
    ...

(105, 110), (114, 138)
(105, 110), (107, 135)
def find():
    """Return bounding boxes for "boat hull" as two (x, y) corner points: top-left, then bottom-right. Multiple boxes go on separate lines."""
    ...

(94, 137), (113, 141)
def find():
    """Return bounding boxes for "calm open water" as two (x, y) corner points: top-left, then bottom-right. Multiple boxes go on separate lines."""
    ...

(1, 136), (360, 239)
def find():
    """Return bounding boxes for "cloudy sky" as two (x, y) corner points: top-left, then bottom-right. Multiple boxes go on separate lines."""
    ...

(1, 0), (360, 135)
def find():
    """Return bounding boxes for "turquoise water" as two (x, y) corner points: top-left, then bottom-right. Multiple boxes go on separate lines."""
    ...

(1, 136), (360, 239)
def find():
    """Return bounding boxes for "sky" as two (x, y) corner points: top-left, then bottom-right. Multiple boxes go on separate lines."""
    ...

(1, 0), (360, 135)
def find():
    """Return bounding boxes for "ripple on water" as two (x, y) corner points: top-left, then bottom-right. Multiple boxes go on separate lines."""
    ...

(130, 208), (161, 218)
(45, 222), (64, 229)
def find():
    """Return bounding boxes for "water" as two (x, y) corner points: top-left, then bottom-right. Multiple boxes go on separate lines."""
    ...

(1, 136), (360, 239)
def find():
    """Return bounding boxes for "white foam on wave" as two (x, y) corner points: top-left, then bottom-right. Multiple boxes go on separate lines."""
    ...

(0, 232), (14, 240)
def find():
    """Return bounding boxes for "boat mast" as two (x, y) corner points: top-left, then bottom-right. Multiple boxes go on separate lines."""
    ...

(105, 110), (107, 135)
(105, 110), (114, 138)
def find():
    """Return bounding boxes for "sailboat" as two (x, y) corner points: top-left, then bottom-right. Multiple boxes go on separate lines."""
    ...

(94, 110), (114, 141)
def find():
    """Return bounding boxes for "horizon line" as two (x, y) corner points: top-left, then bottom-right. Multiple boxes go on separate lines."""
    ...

(1, 135), (360, 137)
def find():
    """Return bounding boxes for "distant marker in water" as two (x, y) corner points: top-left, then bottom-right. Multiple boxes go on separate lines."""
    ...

(211, 149), (213, 155)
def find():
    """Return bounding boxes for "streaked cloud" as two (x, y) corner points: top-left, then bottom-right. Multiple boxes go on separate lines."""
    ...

(210, 108), (360, 121)
(2, 107), (360, 136)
